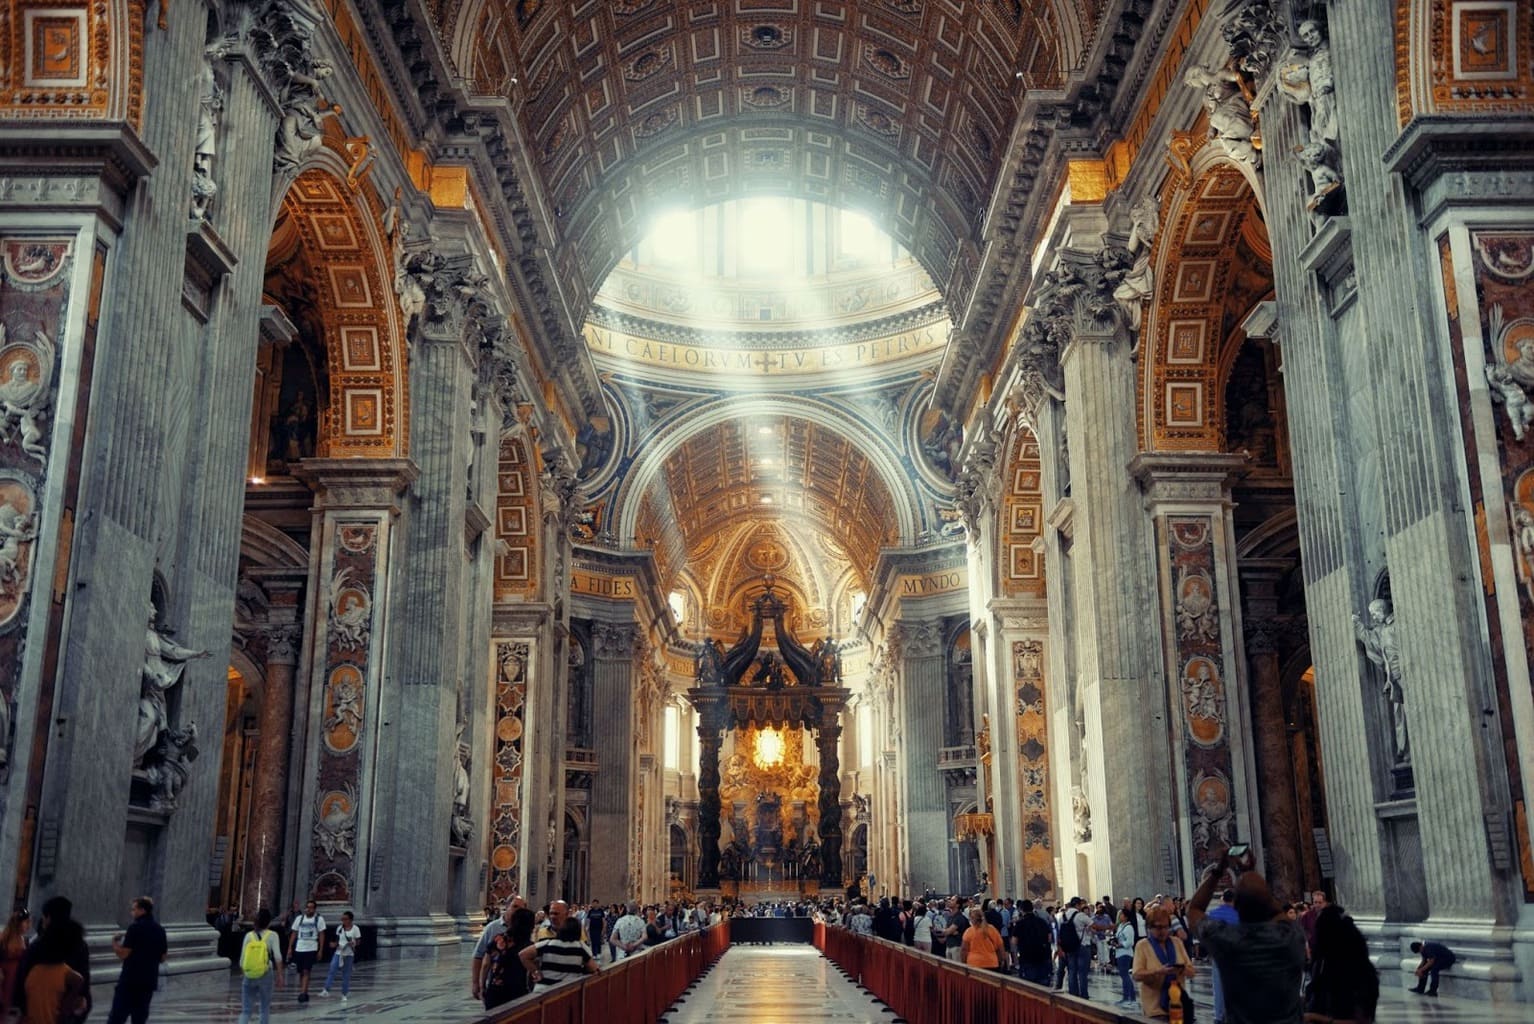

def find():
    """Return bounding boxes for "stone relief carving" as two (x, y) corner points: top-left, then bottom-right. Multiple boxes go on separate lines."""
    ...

(1112, 197), (1161, 330)
(590, 621), (637, 660)
(243, 0), (342, 178)
(1174, 568), (1220, 641)
(1184, 64), (1261, 169)
(1277, 18), (1344, 216)
(0, 324), (55, 467)
(1219, 0), (1288, 80)
(1513, 504), (1534, 603)
(890, 620), (942, 659)
(326, 566), (372, 650)
(314, 783), (359, 859)
(0, 478), (38, 624)
(401, 247), (493, 342)
(1070, 785), (1091, 843)
(1352, 598), (1410, 765)
(191, 50), (225, 223)
(1486, 305), (1534, 441)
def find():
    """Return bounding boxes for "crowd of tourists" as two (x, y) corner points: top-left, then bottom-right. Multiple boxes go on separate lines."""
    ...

(822, 852), (1392, 1024)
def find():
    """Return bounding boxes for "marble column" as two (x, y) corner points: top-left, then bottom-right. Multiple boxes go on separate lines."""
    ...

(241, 575), (303, 917)
(1239, 559), (1306, 900)
(817, 722), (844, 887)
(697, 718), (723, 888)
(588, 622), (638, 902)
(1131, 453), (1260, 892)
(894, 620), (947, 893)
(1059, 312), (1170, 900)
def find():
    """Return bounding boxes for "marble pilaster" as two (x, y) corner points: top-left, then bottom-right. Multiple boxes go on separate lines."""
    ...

(292, 458), (416, 916)
(587, 621), (639, 902)
(1132, 453), (1262, 892)
(893, 620), (947, 893)
(1059, 317), (1171, 901)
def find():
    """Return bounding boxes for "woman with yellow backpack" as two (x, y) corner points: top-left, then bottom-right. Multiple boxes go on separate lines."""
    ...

(236, 910), (284, 1024)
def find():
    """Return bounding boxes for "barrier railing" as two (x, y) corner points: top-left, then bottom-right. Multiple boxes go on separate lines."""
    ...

(474, 922), (729, 1024)
(816, 928), (1133, 1024)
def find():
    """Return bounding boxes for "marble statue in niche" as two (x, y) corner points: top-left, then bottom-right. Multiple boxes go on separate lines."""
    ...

(1277, 19), (1344, 217)
(1070, 785), (1092, 843)
(136, 606), (210, 766)
(1352, 598), (1409, 765)
(191, 50), (225, 223)
(1184, 64), (1261, 168)
(451, 727), (474, 847)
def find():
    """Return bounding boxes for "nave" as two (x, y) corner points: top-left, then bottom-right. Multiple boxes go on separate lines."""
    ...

(132, 941), (1503, 1024)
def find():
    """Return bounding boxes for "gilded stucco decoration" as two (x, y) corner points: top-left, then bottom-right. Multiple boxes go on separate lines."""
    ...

(494, 435), (538, 601)
(1140, 163), (1273, 452)
(272, 169), (409, 458)
(1397, 0), (1534, 126)
(1000, 426), (1045, 597)
(0, 0), (146, 129)
(432, 1), (1102, 302)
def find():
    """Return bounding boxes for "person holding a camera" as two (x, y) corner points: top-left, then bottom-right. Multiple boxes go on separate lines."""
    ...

(1186, 844), (1306, 1024)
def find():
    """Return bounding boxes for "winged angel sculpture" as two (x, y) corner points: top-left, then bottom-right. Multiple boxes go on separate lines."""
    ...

(1486, 305), (1534, 441)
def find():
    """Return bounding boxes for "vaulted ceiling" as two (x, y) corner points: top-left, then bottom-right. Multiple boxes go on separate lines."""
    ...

(634, 415), (899, 589)
(432, 0), (1104, 308)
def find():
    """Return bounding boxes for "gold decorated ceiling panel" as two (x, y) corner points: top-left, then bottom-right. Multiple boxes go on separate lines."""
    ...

(433, 0), (1102, 296)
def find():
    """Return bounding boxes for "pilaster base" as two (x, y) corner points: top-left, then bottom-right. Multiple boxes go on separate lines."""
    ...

(83, 921), (231, 984)
(369, 914), (466, 956)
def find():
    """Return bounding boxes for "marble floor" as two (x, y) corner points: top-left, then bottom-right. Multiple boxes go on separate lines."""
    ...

(124, 941), (1513, 1023)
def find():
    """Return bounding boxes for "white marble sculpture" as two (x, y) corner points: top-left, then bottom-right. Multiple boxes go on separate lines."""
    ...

(274, 62), (338, 174)
(1070, 785), (1092, 843)
(1112, 196), (1161, 330)
(1486, 319), (1534, 440)
(1278, 20), (1344, 214)
(450, 733), (474, 846)
(1184, 64), (1260, 168)
(0, 325), (55, 466)
(1352, 598), (1409, 765)
(190, 54), (224, 223)
(326, 566), (371, 650)
(136, 611), (210, 767)
(0, 494), (37, 601)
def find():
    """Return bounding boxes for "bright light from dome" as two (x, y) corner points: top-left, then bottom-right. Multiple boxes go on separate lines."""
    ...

(755, 727), (785, 768)
(839, 208), (890, 266)
(648, 208), (699, 269)
(738, 198), (793, 273)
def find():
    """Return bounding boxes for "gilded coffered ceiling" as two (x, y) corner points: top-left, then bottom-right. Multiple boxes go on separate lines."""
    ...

(431, 0), (1101, 303)
(634, 415), (898, 592)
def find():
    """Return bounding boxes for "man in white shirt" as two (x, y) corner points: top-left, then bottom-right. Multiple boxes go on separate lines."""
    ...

(320, 911), (361, 1002)
(610, 901), (647, 959)
(285, 900), (326, 1004)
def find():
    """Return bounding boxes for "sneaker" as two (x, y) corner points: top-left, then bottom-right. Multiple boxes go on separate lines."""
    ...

(320, 990), (330, 998)
(341, 995), (349, 1003)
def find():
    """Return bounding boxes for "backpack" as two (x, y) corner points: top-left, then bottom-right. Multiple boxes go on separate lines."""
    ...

(1058, 911), (1082, 953)
(241, 931), (273, 979)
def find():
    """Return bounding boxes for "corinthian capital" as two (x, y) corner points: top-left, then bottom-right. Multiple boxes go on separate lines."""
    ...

(401, 247), (495, 344)
(590, 622), (639, 660)
(889, 620), (943, 660)
(264, 623), (301, 666)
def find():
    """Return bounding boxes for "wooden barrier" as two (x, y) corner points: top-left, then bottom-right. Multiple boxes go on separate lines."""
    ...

(815, 928), (1134, 1024)
(472, 922), (729, 1024)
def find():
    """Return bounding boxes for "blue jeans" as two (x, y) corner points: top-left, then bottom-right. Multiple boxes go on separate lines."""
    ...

(238, 974), (273, 1024)
(1212, 959), (1225, 1021)
(324, 954), (354, 995)
(1066, 947), (1092, 998)
(1117, 955), (1135, 1002)
(1020, 960), (1052, 985)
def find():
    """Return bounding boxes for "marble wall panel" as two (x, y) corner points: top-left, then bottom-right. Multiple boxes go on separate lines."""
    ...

(1012, 639), (1056, 901)
(489, 640), (529, 902)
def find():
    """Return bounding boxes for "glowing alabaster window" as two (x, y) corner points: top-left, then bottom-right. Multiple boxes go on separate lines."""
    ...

(838, 209), (894, 267)
(859, 700), (875, 761)
(851, 590), (867, 624)
(668, 590), (686, 623)
(664, 704), (680, 771)
(755, 726), (786, 768)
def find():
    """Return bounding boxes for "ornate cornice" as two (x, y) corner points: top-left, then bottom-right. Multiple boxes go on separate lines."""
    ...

(585, 300), (951, 350)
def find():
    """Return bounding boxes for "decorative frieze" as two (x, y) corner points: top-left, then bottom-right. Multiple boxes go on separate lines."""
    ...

(488, 641), (530, 901)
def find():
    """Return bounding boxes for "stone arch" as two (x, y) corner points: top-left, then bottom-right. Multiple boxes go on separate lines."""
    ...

(493, 430), (540, 603)
(997, 424), (1045, 597)
(266, 156), (409, 460)
(611, 397), (922, 549)
(1138, 154), (1274, 453)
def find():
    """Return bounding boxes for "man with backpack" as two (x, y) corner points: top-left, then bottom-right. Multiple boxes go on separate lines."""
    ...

(1059, 896), (1094, 998)
(285, 900), (325, 1004)
(237, 909), (284, 1024)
